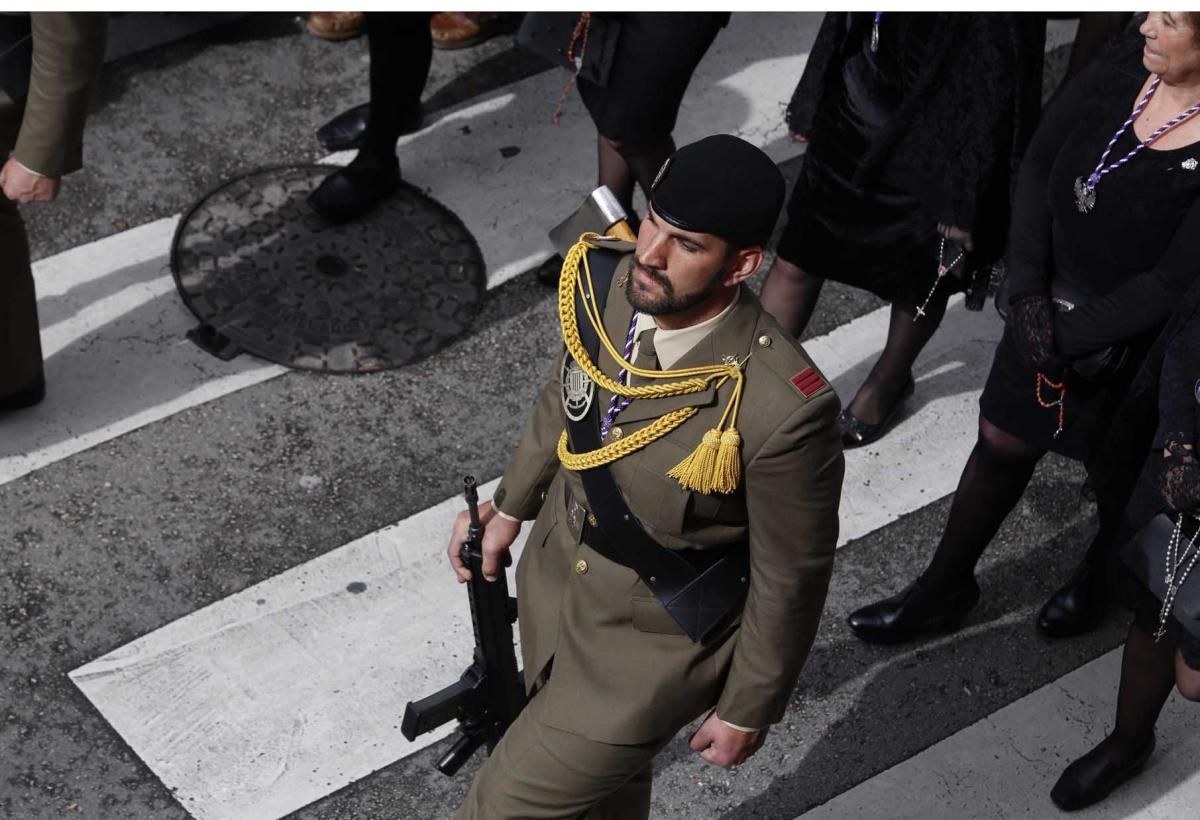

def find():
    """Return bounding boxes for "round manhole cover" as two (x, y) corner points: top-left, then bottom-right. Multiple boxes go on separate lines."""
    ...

(170, 164), (486, 372)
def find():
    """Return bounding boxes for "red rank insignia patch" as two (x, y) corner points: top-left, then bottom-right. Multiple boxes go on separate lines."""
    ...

(790, 367), (826, 398)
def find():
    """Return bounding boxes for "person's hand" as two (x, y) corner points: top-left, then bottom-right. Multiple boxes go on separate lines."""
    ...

(1162, 442), (1199, 512)
(0, 159), (60, 203)
(788, 130), (809, 144)
(446, 500), (522, 583)
(937, 222), (974, 251)
(1009, 294), (1065, 375)
(688, 712), (766, 768)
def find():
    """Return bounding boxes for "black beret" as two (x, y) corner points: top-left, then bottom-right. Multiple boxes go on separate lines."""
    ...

(649, 134), (785, 248)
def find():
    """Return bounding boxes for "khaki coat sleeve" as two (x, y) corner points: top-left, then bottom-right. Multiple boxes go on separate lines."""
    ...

(714, 390), (843, 729)
(492, 351), (566, 521)
(12, 12), (107, 178)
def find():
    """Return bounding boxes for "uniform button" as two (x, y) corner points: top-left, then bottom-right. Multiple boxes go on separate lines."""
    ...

(609, 426), (623, 440)
(540, 489), (547, 502)
(587, 513), (598, 527)
(758, 334), (772, 348)
(575, 559), (589, 575)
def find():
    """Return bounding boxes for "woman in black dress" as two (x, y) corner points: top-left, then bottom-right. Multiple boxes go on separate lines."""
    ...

(848, 13), (1200, 645)
(576, 13), (728, 216)
(1051, 277), (1200, 812)
(760, 12), (1045, 446)
(528, 12), (728, 286)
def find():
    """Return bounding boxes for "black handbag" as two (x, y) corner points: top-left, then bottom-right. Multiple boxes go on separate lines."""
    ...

(994, 277), (1128, 380)
(1120, 510), (1200, 641)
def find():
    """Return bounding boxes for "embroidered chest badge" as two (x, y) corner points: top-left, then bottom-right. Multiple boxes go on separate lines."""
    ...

(561, 354), (595, 421)
(790, 367), (826, 398)
(1183, 158), (1198, 171)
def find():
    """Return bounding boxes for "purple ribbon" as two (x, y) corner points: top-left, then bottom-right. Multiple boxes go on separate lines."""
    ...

(600, 312), (640, 439)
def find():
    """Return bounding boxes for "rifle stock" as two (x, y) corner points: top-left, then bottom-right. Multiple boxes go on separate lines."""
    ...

(401, 475), (527, 776)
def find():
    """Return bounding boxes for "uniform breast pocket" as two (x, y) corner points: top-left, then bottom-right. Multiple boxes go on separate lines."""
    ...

(624, 460), (690, 538)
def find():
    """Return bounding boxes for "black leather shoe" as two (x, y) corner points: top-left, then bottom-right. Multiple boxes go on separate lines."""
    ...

(1037, 560), (1107, 638)
(847, 575), (980, 645)
(315, 103), (424, 153)
(0, 370), (45, 412)
(839, 376), (915, 448)
(307, 158), (400, 224)
(1051, 735), (1154, 811)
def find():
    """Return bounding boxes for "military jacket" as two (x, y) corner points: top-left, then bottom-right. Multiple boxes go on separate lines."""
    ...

(0, 13), (107, 177)
(494, 246), (844, 743)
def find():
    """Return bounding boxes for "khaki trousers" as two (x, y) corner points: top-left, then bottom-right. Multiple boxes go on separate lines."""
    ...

(453, 678), (670, 820)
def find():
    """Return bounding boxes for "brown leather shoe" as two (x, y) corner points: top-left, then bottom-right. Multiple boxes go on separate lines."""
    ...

(430, 12), (514, 50)
(306, 12), (365, 42)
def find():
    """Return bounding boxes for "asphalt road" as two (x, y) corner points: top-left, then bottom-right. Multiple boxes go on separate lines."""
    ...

(1, 13), (1148, 820)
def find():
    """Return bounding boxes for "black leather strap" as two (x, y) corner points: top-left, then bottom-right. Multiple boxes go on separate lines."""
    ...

(0, 16), (33, 102)
(563, 245), (748, 642)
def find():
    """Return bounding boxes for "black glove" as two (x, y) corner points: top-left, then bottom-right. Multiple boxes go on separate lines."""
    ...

(1162, 441), (1200, 513)
(1009, 294), (1066, 376)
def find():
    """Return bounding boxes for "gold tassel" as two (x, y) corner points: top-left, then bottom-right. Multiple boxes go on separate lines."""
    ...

(667, 428), (722, 494)
(712, 428), (742, 494)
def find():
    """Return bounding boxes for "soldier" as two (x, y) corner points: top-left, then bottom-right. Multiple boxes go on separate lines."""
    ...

(446, 134), (844, 819)
(0, 12), (107, 412)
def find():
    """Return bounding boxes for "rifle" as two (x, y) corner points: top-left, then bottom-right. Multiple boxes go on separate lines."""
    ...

(401, 475), (527, 775)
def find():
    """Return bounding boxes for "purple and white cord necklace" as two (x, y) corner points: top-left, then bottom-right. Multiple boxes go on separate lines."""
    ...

(599, 311), (641, 440)
(870, 12), (882, 53)
(1075, 75), (1200, 214)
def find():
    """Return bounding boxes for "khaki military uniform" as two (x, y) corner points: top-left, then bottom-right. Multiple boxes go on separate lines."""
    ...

(1, 13), (106, 396)
(456, 246), (844, 819)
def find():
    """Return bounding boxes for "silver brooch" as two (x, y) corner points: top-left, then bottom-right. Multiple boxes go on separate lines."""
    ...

(561, 355), (595, 422)
(1183, 158), (1198, 171)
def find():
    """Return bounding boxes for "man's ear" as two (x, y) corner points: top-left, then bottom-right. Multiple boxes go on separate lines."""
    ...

(722, 246), (763, 287)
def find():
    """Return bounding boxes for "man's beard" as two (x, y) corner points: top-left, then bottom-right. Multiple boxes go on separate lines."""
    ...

(625, 260), (724, 316)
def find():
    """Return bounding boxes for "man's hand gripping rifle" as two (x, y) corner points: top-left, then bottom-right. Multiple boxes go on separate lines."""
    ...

(401, 476), (526, 775)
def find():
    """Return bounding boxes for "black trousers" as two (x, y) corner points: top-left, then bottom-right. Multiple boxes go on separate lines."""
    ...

(360, 12), (434, 163)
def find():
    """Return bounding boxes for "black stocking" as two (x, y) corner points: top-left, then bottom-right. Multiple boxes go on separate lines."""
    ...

(597, 135), (675, 215)
(849, 288), (951, 425)
(759, 255), (825, 338)
(1102, 620), (1174, 764)
(921, 419), (1045, 589)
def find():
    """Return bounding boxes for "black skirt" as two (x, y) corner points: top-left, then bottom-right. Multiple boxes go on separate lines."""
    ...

(576, 13), (727, 145)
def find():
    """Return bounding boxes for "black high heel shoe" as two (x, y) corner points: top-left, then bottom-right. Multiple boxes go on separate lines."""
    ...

(847, 575), (980, 645)
(1050, 734), (1155, 811)
(1037, 559), (1108, 638)
(838, 376), (915, 448)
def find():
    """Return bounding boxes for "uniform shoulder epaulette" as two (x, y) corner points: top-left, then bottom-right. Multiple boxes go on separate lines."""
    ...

(748, 327), (833, 402)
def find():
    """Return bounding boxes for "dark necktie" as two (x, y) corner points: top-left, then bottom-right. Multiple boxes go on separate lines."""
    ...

(631, 327), (658, 385)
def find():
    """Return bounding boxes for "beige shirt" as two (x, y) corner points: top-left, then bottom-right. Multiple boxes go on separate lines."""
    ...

(630, 288), (740, 371)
